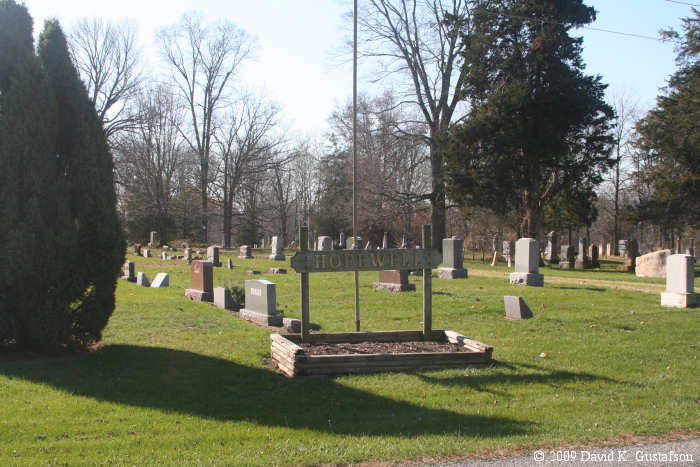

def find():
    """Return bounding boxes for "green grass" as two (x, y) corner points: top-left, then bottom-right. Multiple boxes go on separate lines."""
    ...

(1, 249), (698, 465)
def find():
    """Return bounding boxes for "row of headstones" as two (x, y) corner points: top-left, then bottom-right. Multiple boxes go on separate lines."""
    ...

(184, 260), (300, 332)
(120, 261), (169, 288)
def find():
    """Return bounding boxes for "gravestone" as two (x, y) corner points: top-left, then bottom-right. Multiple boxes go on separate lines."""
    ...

(142, 248), (150, 258)
(239, 279), (283, 325)
(382, 232), (389, 249)
(559, 245), (575, 269)
(151, 273), (169, 288)
(606, 243), (613, 258)
(227, 258), (233, 269)
(184, 260), (213, 302)
(619, 239), (639, 271)
(269, 236), (285, 261)
(184, 248), (192, 262)
(213, 287), (235, 310)
(347, 236), (362, 250)
(365, 241), (372, 250)
(509, 238), (544, 286)
(136, 272), (150, 287)
(123, 261), (135, 282)
(239, 245), (253, 259)
(618, 240), (628, 258)
(373, 270), (415, 292)
(317, 236), (332, 251)
(636, 249), (673, 278)
(438, 237), (468, 279)
(503, 296), (533, 320)
(660, 254), (698, 308)
(545, 231), (559, 263)
(161, 251), (168, 260)
(503, 240), (514, 267)
(589, 244), (600, 268)
(133, 244), (141, 256)
(149, 231), (159, 247)
(207, 246), (221, 267)
(687, 239), (695, 258)
(400, 235), (407, 249)
(575, 239), (588, 270)
(339, 232), (346, 249)
(268, 267), (287, 274)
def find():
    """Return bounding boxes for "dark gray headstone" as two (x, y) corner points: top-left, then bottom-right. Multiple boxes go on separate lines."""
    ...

(438, 237), (467, 279)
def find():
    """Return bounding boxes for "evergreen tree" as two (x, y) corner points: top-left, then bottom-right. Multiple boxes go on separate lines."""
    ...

(633, 10), (700, 231)
(444, 0), (614, 238)
(38, 20), (125, 345)
(0, 1), (123, 350)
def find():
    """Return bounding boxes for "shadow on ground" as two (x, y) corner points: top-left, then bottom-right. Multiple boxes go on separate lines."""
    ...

(0, 344), (530, 437)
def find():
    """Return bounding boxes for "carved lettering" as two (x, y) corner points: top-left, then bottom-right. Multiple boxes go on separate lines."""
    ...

(314, 254), (328, 270)
(329, 253), (341, 268)
(371, 253), (385, 267)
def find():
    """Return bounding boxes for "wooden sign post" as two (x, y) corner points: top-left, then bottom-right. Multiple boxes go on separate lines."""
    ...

(292, 224), (441, 341)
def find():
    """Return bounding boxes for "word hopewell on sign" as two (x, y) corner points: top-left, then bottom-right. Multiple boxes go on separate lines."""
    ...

(290, 248), (442, 273)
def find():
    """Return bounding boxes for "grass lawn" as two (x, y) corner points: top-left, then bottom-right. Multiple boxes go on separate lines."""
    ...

(1, 249), (698, 465)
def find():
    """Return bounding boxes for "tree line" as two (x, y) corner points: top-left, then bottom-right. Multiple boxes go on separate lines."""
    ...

(66, 1), (700, 251)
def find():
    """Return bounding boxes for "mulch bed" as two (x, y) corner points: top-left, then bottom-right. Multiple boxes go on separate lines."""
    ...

(297, 340), (469, 355)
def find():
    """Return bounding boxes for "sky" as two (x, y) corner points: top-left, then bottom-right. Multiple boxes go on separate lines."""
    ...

(20, 0), (696, 137)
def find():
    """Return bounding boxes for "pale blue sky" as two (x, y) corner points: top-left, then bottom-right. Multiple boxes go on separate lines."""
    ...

(21, 0), (693, 135)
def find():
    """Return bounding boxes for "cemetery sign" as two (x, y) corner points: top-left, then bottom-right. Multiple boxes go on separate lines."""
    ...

(290, 248), (441, 273)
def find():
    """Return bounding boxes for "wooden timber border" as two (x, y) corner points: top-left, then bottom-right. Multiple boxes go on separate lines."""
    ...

(271, 330), (494, 377)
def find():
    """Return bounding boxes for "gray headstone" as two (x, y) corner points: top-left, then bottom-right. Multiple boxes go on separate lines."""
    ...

(207, 246), (221, 266)
(660, 254), (698, 308)
(606, 243), (613, 257)
(502, 240), (514, 256)
(545, 231), (559, 262)
(438, 237), (467, 279)
(161, 251), (168, 260)
(149, 231), (159, 246)
(382, 232), (389, 249)
(269, 236), (285, 260)
(184, 248), (192, 261)
(244, 279), (276, 315)
(510, 238), (543, 286)
(227, 257), (233, 269)
(136, 272), (150, 287)
(347, 236), (361, 250)
(213, 287), (234, 310)
(150, 273), (169, 288)
(504, 296), (533, 320)
(317, 236), (332, 251)
(123, 261), (135, 282)
(239, 245), (252, 258)
(339, 232), (346, 249)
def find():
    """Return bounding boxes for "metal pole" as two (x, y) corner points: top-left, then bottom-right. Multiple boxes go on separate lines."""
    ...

(353, 0), (360, 332)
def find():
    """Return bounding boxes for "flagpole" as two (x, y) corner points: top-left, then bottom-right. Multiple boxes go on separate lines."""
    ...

(353, 0), (360, 332)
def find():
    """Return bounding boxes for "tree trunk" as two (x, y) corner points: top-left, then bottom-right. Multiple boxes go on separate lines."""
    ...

(429, 141), (446, 252)
(521, 187), (538, 239)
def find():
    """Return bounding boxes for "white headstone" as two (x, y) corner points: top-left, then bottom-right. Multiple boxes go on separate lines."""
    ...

(317, 236), (332, 251)
(660, 254), (698, 308)
(509, 238), (544, 286)
(269, 235), (285, 260)
(136, 272), (150, 287)
(150, 273), (169, 288)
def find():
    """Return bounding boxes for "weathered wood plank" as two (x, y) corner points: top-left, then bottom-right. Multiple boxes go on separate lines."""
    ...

(283, 330), (447, 344)
(270, 333), (303, 354)
(296, 352), (490, 365)
(289, 248), (442, 273)
(444, 330), (493, 352)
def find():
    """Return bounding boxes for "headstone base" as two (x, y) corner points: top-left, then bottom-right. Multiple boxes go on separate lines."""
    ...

(372, 282), (416, 293)
(660, 292), (699, 308)
(504, 296), (533, 320)
(574, 259), (587, 270)
(185, 289), (212, 302)
(509, 272), (544, 287)
(239, 255), (253, 259)
(616, 265), (634, 272)
(437, 267), (468, 279)
(559, 261), (573, 269)
(269, 254), (285, 261)
(239, 308), (283, 326)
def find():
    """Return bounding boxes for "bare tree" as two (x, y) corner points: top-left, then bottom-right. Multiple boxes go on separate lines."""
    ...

(157, 12), (253, 242)
(357, 0), (473, 247)
(69, 18), (142, 140)
(213, 95), (280, 247)
(610, 91), (640, 253)
(265, 157), (295, 246)
(114, 85), (188, 241)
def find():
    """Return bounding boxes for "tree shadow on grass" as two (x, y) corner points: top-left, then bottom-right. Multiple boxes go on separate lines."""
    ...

(0, 344), (529, 437)
(415, 361), (619, 397)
